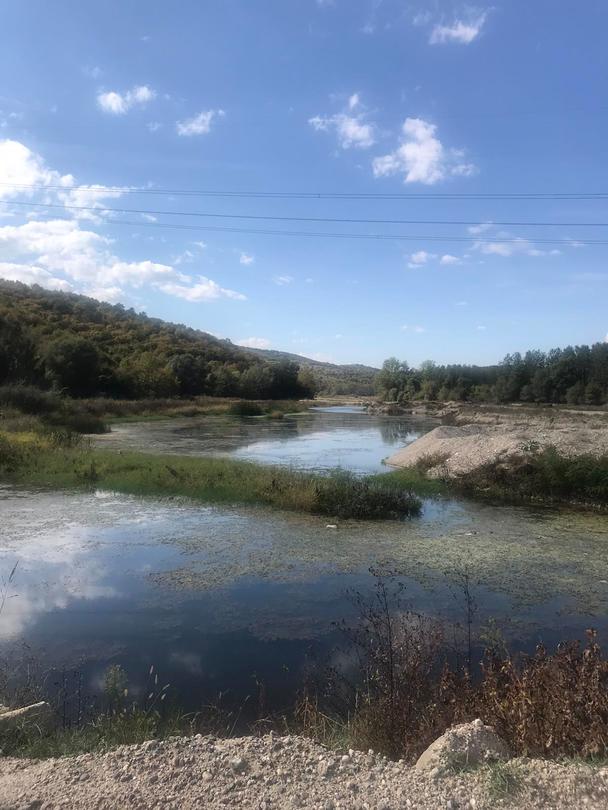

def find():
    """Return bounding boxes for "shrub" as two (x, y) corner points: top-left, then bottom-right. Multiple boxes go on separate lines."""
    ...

(0, 385), (61, 415)
(228, 400), (264, 416)
(301, 572), (608, 762)
(313, 471), (421, 520)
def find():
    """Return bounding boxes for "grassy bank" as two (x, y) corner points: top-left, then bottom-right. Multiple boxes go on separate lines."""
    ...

(0, 384), (314, 428)
(454, 446), (608, 509)
(0, 432), (421, 520)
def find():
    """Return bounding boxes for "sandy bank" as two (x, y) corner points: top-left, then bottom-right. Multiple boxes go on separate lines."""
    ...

(387, 404), (608, 477)
(2, 732), (608, 809)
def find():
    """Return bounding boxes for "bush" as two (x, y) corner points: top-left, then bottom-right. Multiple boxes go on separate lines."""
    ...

(302, 573), (608, 762)
(313, 471), (421, 520)
(46, 411), (108, 434)
(457, 447), (608, 506)
(0, 385), (61, 415)
(228, 400), (264, 416)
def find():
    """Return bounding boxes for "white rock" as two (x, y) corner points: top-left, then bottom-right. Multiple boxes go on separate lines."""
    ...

(415, 719), (510, 772)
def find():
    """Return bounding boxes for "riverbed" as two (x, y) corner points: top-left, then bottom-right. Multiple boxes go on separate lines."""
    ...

(1, 407), (607, 713)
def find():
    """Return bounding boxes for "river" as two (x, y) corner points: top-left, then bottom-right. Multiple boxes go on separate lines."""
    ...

(1, 406), (607, 714)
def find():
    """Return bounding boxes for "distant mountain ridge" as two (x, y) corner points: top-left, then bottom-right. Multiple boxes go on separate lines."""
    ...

(242, 347), (379, 395)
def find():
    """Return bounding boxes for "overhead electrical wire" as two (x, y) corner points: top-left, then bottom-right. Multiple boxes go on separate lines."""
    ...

(10, 210), (607, 246)
(2, 199), (608, 229)
(2, 181), (608, 201)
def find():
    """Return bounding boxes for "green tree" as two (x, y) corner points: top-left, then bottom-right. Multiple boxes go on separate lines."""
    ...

(43, 336), (103, 396)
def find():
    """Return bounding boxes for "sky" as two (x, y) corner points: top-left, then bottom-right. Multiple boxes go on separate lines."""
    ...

(0, 0), (607, 368)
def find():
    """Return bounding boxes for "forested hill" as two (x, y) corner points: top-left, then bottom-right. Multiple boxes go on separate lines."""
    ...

(243, 347), (378, 395)
(0, 281), (315, 399)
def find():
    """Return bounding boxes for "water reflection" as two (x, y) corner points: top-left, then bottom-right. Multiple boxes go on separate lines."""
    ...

(2, 484), (608, 709)
(94, 407), (438, 473)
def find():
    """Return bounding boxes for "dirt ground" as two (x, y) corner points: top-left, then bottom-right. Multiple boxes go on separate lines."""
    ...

(2, 733), (608, 810)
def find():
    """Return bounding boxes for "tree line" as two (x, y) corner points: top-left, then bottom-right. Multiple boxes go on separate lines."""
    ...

(0, 281), (317, 400)
(377, 345), (608, 406)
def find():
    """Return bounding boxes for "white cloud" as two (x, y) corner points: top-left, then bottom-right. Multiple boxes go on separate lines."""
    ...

(373, 118), (476, 185)
(605, 334), (608, 343)
(157, 277), (245, 302)
(147, 121), (162, 133)
(176, 109), (225, 136)
(401, 324), (426, 333)
(0, 140), (246, 306)
(407, 249), (436, 268)
(0, 139), (74, 199)
(273, 274), (294, 285)
(97, 85), (155, 115)
(430, 13), (487, 45)
(236, 337), (271, 349)
(239, 252), (254, 265)
(440, 254), (461, 265)
(0, 261), (72, 291)
(309, 94), (375, 150)
(476, 325), (487, 331)
(468, 222), (493, 235)
(474, 236), (560, 258)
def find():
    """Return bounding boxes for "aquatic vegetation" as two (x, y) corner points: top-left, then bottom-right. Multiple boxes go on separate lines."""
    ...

(0, 432), (422, 520)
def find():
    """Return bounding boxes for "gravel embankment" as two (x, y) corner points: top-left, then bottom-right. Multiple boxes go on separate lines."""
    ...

(2, 733), (608, 809)
(387, 405), (608, 477)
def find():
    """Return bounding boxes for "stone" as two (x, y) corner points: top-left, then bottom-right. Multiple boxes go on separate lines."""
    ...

(229, 756), (249, 774)
(415, 719), (510, 773)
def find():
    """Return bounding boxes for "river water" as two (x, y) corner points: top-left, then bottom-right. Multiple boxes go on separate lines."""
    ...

(1, 407), (607, 712)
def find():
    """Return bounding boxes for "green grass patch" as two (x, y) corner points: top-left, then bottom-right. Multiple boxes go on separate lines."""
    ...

(456, 446), (608, 508)
(0, 432), (422, 520)
(486, 761), (523, 801)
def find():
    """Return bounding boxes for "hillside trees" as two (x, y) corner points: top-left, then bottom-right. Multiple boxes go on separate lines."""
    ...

(0, 281), (308, 400)
(377, 344), (608, 406)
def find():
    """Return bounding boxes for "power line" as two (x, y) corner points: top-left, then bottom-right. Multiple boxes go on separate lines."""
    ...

(2, 199), (608, 229)
(21, 211), (607, 245)
(2, 181), (608, 201)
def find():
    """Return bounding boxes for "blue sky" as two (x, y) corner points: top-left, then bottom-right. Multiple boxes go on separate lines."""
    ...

(0, 0), (607, 367)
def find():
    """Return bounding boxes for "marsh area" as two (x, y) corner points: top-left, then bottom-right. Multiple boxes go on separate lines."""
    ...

(2, 407), (607, 713)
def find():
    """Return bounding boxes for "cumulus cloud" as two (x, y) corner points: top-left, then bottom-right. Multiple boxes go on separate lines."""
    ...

(430, 12), (487, 45)
(176, 109), (225, 136)
(309, 93), (375, 149)
(373, 118), (476, 185)
(0, 140), (247, 306)
(97, 85), (155, 115)
(157, 277), (245, 302)
(0, 261), (72, 291)
(401, 324), (426, 333)
(440, 254), (461, 265)
(236, 337), (272, 349)
(273, 274), (294, 285)
(407, 249), (436, 268)
(0, 139), (73, 199)
(239, 252), (254, 265)
(0, 140), (129, 223)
